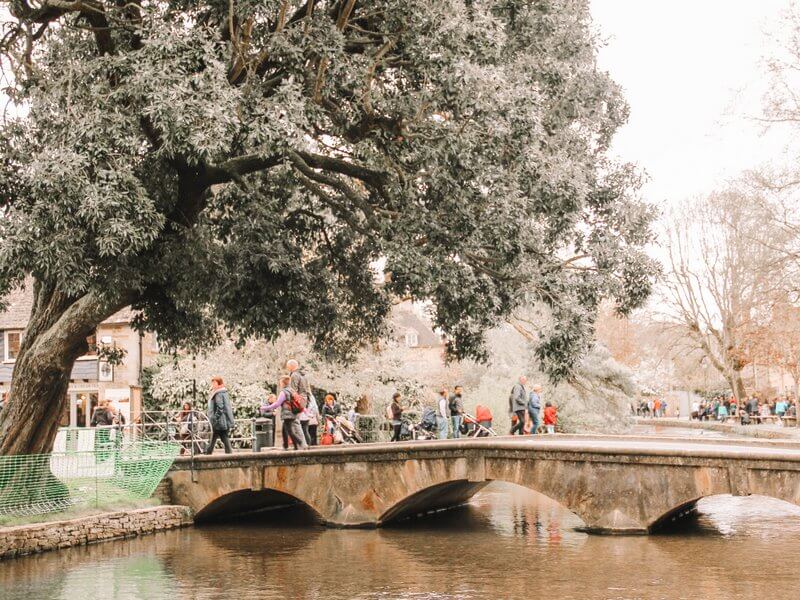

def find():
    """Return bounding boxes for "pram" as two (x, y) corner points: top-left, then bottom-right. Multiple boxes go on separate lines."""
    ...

(406, 407), (438, 441)
(323, 415), (363, 444)
(461, 413), (496, 437)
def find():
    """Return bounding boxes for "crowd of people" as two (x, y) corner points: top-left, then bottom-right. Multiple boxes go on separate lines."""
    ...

(198, 362), (560, 455)
(634, 397), (670, 417)
(690, 395), (798, 424)
(508, 375), (558, 435)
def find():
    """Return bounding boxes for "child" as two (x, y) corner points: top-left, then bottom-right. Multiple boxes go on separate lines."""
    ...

(543, 401), (557, 434)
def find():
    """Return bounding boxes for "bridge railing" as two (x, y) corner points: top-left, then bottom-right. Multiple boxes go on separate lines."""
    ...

(136, 410), (256, 450)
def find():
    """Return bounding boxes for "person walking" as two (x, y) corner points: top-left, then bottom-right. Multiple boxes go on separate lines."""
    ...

(321, 394), (341, 441)
(176, 401), (196, 455)
(91, 400), (113, 427)
(390, 392), (403, 441)
(259, 394), (279, 448)
(287, 359), (311, 403)
(262, 375), (307, 450)
(437, 389), (450, 440)
(299, 398), (312, 446)
(690, 400), (699, 420)
(509, 376), (527, 435)
(449, 386), (464, 439)
(91, 400), (114, 459)
(205, 376), (235, 454)
(528, 384), (542, 435)
(543, 401), (557, 434)
(306, 393), (319, 446)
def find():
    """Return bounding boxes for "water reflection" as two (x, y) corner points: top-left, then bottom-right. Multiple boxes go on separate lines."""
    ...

(2, 483), (800, 599)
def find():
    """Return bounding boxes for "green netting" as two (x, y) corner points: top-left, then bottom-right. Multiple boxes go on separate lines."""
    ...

(0, 436), (181, 518)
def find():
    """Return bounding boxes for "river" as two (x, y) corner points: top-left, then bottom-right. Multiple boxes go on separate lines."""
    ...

(2, 481), (800, 600)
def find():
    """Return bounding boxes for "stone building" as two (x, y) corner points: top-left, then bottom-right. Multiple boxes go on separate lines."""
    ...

(0, 285), (158, 426)
(390, 301), (447, 380)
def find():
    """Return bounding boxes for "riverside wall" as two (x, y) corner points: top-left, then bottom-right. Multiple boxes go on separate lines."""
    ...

(0, 505), (193, 560)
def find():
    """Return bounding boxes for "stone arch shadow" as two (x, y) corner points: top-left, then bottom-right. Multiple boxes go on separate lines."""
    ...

(193, 488), (325, 523)
(647, 492), (800, 533)
(376, 478), (589, 530)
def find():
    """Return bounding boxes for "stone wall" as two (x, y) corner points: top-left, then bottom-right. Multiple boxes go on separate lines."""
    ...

(0, 505), (193, 560)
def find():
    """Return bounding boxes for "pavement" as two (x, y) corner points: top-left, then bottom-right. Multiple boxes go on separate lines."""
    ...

(633, 416), (800, 440)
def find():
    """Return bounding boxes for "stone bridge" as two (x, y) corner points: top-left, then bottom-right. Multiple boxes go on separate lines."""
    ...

(165, 435), (800, 534)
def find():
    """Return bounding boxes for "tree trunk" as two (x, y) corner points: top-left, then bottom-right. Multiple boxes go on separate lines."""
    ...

(0, 281), (132, 456)
(730, 369), (747, 401)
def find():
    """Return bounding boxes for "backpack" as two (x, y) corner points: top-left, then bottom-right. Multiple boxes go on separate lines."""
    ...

(285, 387), (306, 414)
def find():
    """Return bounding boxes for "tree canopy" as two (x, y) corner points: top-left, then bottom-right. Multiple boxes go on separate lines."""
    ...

(0, 0), (656, 380)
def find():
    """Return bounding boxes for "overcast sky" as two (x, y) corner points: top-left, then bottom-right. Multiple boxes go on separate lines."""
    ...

(590, 0), (796, 206)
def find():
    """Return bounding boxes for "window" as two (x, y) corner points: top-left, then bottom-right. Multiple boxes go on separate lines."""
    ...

(77, 332), (103, 360)
(405, 332), (418, 348)
(85, 333), (97, 356)
(4, 331), (21, 362)
(98, 361), (114, 382)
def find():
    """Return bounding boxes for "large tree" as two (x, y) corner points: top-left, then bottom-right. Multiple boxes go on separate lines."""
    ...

(0, 0), (656, 455)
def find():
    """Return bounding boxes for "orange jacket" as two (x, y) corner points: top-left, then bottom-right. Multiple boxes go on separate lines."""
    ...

(475, 405), (493, 422)
(543, 406), (557, 425)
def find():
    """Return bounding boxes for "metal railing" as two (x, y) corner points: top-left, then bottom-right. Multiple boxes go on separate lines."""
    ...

(135, 410), (256, 451)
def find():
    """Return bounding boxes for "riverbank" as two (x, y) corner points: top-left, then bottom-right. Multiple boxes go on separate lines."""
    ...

(632, 417), (800, 440)
(0, 505), (193, 560)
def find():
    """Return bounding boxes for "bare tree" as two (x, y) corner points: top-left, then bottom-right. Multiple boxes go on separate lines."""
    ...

(661, 188), (790, 399)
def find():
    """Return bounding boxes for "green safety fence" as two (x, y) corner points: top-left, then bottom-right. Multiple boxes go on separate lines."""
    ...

(0, 435), (181, 519)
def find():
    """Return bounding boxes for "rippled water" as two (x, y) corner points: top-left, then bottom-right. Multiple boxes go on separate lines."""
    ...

(2, 483), (800, 600)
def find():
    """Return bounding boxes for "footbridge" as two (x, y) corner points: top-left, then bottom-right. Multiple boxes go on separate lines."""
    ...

(165, 435), (800, 534)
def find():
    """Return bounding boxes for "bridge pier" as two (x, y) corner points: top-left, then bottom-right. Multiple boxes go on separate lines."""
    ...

(165, 438), (800, 534)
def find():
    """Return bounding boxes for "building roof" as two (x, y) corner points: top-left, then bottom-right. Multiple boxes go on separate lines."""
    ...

(0, 284), (138, 330)
(392, 307), (442, 348)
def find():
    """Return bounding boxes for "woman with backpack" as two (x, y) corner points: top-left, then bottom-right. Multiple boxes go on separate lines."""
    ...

(261, 375), (307, 450)
(205, 376), (235, 454)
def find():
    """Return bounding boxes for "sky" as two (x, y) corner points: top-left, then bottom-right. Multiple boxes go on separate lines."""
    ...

(590, 0), (796, 206)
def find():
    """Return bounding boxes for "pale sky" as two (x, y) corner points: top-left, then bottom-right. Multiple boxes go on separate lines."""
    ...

(590, 0), (796, 206)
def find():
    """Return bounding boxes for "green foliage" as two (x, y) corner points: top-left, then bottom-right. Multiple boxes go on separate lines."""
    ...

(0, 0), (657, 383)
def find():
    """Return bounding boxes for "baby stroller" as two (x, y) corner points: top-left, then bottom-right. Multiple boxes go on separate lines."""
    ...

(408, 407), (438, 441)
(461, 413), (497, 437)
(322, 415), (363, 444)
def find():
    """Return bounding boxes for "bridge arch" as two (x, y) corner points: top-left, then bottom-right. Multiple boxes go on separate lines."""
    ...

(194, 488), (324, 522)
(647, 491), (800, 533)
(378, 478), (589, 529)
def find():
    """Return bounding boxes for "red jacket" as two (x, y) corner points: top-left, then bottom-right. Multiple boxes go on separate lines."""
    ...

(543, 406), (557, 426)
(475, 405), (493, 422)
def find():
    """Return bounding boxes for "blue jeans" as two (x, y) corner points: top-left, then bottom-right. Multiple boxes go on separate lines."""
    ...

(436, 416), (448, 440)
(451, 415), (462, 438)
(529, 409), (540, 435)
